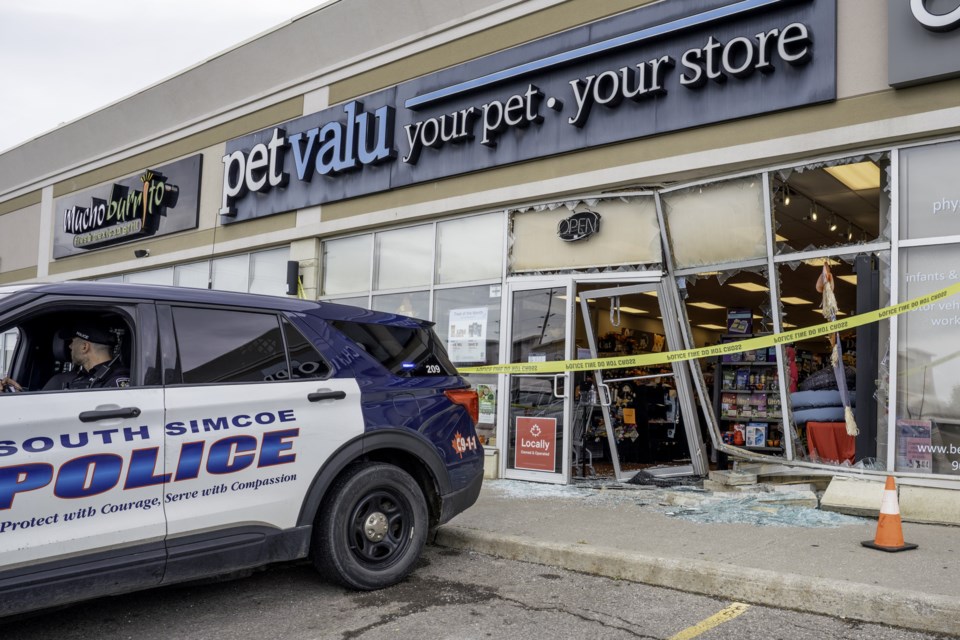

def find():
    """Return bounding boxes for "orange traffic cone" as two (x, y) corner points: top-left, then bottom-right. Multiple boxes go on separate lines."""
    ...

(861, 476), (918, 552)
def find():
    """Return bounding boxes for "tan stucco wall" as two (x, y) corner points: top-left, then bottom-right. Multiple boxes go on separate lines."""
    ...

(837, 0), (888, 99)
(0, 202), (41, 273)
(329, 0), (659, 104)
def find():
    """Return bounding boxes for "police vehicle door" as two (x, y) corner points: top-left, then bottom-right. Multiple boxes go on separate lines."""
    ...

(158, 305), (361, 571)
(0, 303), (166, 585)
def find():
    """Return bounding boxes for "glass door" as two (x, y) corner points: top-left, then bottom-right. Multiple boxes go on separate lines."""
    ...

(577, 281), (709, 481)
(501, 281), (571, 482)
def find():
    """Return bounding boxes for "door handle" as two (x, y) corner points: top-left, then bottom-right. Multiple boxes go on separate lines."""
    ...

(79, 407), (142, 423)
(597, 383), (612, 407)
(552, 374), (566, 399)
(308, 390), (347, 402)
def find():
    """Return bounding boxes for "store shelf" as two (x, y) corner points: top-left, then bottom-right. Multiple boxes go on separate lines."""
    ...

(713, 335), (785, 467)
(719, 361), (778, 366)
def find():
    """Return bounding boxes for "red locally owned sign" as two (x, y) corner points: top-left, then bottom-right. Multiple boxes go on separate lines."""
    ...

(515, 416), (557, 472)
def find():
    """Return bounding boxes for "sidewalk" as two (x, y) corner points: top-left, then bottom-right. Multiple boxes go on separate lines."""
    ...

(432, 479), (960, 636)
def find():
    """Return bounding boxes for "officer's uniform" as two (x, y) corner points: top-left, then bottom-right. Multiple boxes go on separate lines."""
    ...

(42, 360), (130, 391)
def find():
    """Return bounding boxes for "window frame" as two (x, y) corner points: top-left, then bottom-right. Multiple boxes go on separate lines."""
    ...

(160, 303), (332, 387)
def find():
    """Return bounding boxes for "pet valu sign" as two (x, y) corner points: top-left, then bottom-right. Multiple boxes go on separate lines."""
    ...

(220, 0), (836, 223)
(53, 155), (202, 259)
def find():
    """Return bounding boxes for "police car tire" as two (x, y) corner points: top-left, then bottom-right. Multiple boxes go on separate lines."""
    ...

(313, 462), (428, 590)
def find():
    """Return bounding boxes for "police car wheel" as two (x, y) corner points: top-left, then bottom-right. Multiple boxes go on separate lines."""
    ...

(314, 462), (428, 590)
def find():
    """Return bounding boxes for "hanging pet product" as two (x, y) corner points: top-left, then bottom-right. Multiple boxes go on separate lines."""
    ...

(817, 261), (858, 437)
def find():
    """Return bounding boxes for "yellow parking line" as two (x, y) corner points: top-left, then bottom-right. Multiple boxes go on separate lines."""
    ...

(667, 602), (751, 640)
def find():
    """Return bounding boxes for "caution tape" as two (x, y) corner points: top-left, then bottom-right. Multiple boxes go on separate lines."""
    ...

(457, 281), (960, 375)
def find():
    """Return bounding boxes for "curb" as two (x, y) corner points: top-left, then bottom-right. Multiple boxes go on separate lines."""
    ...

(432, 525), (960, 636)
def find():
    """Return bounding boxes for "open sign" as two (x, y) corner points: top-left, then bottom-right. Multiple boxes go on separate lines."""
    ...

(557, 210), (601, 242)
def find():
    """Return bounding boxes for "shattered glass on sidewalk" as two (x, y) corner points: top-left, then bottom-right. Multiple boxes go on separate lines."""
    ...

(662, 492), (870, 528)
(485, 479), (870, 528)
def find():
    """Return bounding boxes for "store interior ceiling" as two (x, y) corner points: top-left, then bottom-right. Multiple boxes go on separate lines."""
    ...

(773, 161), (883, 251)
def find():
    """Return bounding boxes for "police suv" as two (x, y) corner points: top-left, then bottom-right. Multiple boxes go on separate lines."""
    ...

(0, 283), (483, 616)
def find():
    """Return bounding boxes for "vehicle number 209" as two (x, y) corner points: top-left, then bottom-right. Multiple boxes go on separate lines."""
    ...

(425, 364), (442, 374)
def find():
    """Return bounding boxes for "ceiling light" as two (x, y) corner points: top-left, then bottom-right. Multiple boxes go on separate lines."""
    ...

(780, 296), (814, 305)
(697, 323), (728, 331)
(775, 233), (788, 243)
(825, 161), (881, 191)
(729, 282), (770, 293)
(783, 187), (791, 206)
(835, 310), (847, 316)
(837, 274), (857, 285)
(618, 306), (649, 314)
(642, 291), (658, 297)
(783, 322), (797, 328)
(829, 216), (838, 232)
(846, 225), (854, 241)
(810, 205), (818, 221)
(688, 301), (725, 310)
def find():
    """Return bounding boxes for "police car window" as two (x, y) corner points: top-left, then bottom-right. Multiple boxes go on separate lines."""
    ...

(172, 307), (287, 384)
(330, 320), (456, 377)
(282, 317), (331, 380)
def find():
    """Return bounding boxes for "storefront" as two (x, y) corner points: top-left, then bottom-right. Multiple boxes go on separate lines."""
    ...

(2, 0), (960, 487)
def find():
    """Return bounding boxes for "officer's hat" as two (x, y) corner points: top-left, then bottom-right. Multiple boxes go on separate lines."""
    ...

(61, 325), (116, 347)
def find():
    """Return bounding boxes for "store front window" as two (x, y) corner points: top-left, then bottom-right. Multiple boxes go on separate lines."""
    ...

(175, 262), (210, 289)
(105, 248), (289, 296)
(212, 254), (252, 292)
(680, 267), (779, 458)
(776, 253), (890, 468)
(663, 156), (892, 471)
(323, 234), (373, 296)
(372, 291), (430, 319)
(322, 212), (504, 307)
(437, 215), (504, 283)
(375, 225), (433, 290)
(773, 156), (889, 255)
(662, 176), (767, 270)
(510, 197), (660, 273)
(433, 284), (503, 444)
(894, 139), (960, 477)
(896, 245), (960, 475)
(124, 268), (173, 286)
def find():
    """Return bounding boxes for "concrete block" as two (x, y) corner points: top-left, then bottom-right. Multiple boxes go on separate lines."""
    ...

(483, 449), (499, 480)
(767, 483), (816, 493)
(820, 476), (885, 517)
(758, 490), (819, 509)
(900, 485), (960, 526)
(708, 470), (758, 486)
(702, 480), (755, 493)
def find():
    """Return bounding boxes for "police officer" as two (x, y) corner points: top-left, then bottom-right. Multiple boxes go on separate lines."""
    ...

(0, 324), (129, 392)
(51, 325), (129, 390)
